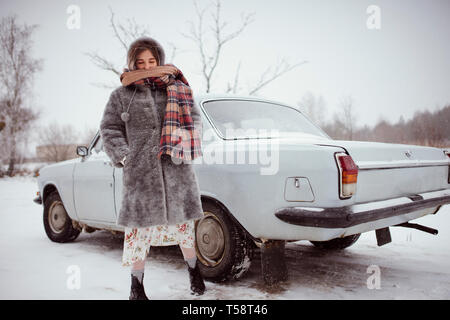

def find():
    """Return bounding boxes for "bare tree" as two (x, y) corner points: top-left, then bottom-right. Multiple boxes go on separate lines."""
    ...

(297, 91), (327, 127)
(37, 123), (79, 162)
(337, 95), (358, 140)
(225, 60), (242, 94)
(84, 6), (179, 89)
(323, 113), (347, 140)
(353, 123), (373, 141)
(248, 58), (308, 95)
(0, 15), (42, 176)
(80, 126), (98, 146)
(325, 103), (450, 147)
(182, 0), (306, 94)
(372, 117), (396, 143)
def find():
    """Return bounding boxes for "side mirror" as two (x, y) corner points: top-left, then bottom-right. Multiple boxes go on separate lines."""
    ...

(76, 146), (88, 157)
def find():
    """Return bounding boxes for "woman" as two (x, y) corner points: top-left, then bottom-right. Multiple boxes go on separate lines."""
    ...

(99, 37), (205, 300)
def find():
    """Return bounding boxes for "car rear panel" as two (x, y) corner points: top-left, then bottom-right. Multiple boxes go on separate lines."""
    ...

(330, 141), (450, 203)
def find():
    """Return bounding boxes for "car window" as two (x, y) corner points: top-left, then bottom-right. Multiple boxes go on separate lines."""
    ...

(203, 99), (329, 139)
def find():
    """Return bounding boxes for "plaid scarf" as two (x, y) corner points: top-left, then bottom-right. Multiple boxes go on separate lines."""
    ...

(120, 64), (202, 162)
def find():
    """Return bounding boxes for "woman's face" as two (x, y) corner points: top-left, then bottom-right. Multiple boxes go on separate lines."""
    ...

(135, 49), (158, 70)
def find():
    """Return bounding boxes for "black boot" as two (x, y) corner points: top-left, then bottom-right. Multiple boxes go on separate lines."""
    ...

(129, 274), (149, 300)
(186, 261), (206, 295)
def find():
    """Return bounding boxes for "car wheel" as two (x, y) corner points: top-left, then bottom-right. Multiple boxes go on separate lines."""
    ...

(310, 233), (361, 250)
(43, 191), (81, 243)
(195, 201), (254, 282)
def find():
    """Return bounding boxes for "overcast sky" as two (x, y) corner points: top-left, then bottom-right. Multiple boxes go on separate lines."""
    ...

(1, 0), (449, 153)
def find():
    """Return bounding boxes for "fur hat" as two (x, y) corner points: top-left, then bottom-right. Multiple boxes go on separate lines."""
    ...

(126, 37), (166, 70)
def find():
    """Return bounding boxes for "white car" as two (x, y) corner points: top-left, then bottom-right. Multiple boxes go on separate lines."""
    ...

(34, 94), (450, 284)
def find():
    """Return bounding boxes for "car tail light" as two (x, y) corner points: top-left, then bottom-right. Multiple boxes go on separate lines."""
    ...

(335, 152), (358, 199)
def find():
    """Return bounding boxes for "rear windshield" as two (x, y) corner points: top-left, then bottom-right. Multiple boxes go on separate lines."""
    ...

(202, 99), (329, 139)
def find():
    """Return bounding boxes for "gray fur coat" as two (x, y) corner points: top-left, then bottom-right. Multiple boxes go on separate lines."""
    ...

(99, 84), (204, 228)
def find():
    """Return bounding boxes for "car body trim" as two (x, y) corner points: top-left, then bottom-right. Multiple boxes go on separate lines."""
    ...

(357, 159), (450, 170)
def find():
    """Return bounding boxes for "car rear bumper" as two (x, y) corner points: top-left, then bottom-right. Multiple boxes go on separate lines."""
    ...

(274, 189), (450, 228)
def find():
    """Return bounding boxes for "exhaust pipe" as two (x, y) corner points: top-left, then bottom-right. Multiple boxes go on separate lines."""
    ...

(394, 222), (438, 235)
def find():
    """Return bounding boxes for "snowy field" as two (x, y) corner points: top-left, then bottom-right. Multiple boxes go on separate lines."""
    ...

(0, 175), (449, 300)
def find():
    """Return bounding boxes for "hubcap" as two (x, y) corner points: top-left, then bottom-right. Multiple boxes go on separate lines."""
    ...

(48, 201), (67, 234)
(196, 212), (225, 267)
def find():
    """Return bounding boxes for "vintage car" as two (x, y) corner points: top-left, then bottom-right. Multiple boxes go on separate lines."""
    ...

(34, 93), (450, 284)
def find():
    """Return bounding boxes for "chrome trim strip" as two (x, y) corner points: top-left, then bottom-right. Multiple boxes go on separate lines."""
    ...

(357, 159), (450, 170)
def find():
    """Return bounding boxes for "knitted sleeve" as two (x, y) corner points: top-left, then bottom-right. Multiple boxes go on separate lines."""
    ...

(99, 90), (130, 168)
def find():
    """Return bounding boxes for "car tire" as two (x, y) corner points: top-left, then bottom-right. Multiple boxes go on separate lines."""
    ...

(195, 201), (254, 282)
(310, 233), (361, 250)
(43, 191), (81, 243)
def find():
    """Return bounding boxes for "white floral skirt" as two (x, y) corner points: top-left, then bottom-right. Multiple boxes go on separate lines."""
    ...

(122, 219), (196, 267)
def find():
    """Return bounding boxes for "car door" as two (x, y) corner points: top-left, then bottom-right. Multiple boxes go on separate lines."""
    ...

(73, 134), (117, 223)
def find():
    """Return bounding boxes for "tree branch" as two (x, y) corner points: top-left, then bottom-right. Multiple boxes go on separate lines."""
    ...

(248, 59), (308, 95)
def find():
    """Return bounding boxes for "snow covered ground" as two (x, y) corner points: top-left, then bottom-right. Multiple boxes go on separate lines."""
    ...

(1, 175), (449, 300)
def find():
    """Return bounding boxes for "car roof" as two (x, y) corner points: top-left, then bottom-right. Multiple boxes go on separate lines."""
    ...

(193, 92), (293, 107)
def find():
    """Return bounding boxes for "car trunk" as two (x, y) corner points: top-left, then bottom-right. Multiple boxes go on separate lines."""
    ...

(316, 140), (450, 203)
(237, 133), (449, 204)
